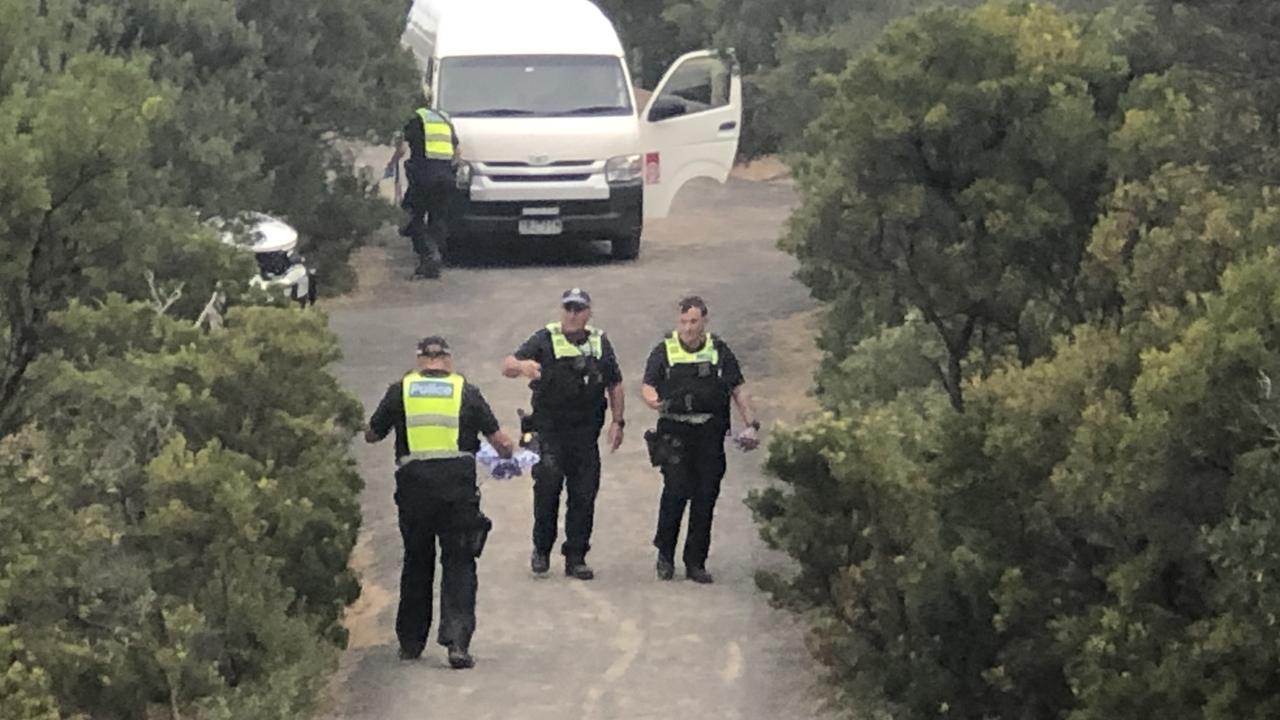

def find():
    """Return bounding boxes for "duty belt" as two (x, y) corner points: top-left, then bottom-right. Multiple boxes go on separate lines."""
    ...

(660, 412), (714, 425)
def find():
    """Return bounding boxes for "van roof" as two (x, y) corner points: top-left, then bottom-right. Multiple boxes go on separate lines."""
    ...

(435, 0), (624, 58)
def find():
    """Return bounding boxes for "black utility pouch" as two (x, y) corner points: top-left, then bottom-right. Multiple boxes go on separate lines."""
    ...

(643, 429), (682, 468)
(644, 429), (662, 466)
(467, 511), (493, 558)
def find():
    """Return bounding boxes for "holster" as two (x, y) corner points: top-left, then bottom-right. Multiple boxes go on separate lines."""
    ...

(518, 409), (540, 453)
(465, 510), (493, 558)
(643, 429), (683, 468)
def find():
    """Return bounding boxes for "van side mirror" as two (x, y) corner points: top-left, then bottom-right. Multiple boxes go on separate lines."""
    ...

(647, 96), (687, 122)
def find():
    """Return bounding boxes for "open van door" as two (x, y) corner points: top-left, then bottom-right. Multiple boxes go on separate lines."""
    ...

(639, 50), (742, 219)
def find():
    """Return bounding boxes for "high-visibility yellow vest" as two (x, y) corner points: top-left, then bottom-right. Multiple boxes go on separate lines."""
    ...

(547, 322), (603, 358)
(661, 332), (721, 424)
(415, 108), (455, 160)
(664, 332), (719, 366)
(401, 372), (470, 461)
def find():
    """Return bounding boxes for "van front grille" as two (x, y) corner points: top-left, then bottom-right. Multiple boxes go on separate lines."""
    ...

(484, 160), (594, 168)
(488, 173), (593, 183)
(468, 200), (616, 218)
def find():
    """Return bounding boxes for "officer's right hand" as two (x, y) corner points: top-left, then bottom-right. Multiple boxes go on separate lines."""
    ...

(521, 359), (542, 380)
(489, 430), (516, 459)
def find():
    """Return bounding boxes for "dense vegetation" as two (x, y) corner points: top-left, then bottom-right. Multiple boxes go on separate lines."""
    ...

(597, 0), (1109, 156)
(9, 0), (1280, 716)
(715, 0), (1280, 716)
(0, 0), (417, 716)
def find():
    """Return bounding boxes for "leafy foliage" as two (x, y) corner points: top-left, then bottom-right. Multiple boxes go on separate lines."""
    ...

(596, 0), (1109, 156)
(2, 300), (364, 719)
(0, 0), (412, 715)
(785, 1), (1127, 410)
(753, 1), (1280, 717)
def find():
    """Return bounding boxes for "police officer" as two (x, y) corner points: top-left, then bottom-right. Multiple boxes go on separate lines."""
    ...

(365, 336), (514, 668)
(502, 288), (625, 580)
(399, 103), (461, 279)
(641, 296), (759, 584)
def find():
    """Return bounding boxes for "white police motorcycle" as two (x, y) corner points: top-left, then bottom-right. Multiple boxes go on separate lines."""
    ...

(214, 212), (317, 307)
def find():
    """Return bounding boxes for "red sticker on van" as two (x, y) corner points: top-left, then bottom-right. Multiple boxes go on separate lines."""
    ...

(645, 152), (660, 184)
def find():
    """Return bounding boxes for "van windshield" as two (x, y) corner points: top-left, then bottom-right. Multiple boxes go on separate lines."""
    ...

(438, 55), (633, 118)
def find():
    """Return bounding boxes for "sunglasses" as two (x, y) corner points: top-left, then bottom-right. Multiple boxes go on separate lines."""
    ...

(563, 303), (589, 313)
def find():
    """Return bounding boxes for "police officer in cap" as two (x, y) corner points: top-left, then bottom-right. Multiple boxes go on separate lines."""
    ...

(641, 296), (759, 584)
(502, 288), (625, 580)
(398, 100), (461, 279)
(365, 336), (514, 667)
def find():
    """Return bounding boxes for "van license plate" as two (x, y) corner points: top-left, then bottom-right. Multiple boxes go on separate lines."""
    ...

(519, 219), (562, 235)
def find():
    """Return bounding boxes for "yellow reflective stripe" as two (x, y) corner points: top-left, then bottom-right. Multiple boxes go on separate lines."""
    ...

(405, 414), (460, 428)
(402, 450), (472, 463)
(402, 373), (465, 454)
(664, 332), (718, 365)
(546, 322), (603, 358)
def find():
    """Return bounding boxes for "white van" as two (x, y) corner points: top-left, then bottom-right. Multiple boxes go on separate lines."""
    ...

(402, 0), (742, 260)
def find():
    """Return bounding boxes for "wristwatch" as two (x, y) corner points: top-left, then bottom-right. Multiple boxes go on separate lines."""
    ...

(612, 418), (626, 428)
(748, 420), (761, 431)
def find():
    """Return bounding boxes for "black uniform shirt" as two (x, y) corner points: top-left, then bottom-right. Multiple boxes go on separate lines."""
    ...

(368, 370), (499, 495)
(514, 327), (623, 430)
(643, 334), (745, 429)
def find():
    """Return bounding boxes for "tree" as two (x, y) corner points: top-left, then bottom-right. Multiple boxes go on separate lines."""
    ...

(0, 43), (238, 434)
(0, 0), (411, 714)
(93, 0), (420, 292)
(0, 0), (420, 432)
(783, 1), (1127, 410)
(753, 2), (1280, 717)
(754, 198), (1280, 720)
(594, 0), (687, 88)
(3, 299), (364, 718)
(598, 0), (1115, 157)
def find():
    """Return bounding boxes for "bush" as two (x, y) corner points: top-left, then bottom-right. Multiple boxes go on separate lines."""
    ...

(754, 1), (1280, 716)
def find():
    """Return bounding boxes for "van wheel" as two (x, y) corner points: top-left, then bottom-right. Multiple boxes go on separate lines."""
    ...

(611, 230), (641, 261)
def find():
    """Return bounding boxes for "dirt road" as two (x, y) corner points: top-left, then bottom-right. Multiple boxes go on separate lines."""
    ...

(321, 174), (835, 719)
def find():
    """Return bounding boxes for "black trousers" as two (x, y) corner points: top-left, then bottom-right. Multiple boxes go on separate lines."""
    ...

(531, 427), (602, 558)
(395, 481), (480, 654)
(401, 165), (454, 262)
(652, 424), (727, 569)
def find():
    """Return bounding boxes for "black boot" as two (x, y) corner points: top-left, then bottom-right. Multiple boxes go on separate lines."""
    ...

(398, 642), (423, 661)
(447, 644), (474, 669)
(565, 556), (594, 580)
(530, 550), (550, 575)
(685, 566), (714, 584)
(656, 554), (675, 581)
(412, 256), (440, 279)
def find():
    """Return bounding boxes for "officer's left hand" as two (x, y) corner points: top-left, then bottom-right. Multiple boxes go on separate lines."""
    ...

(607, 422), (624, 453)
(735, 427), (760, 452)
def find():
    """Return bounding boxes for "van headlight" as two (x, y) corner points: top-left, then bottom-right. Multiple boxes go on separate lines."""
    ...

(455, 161), (472, 190)
(605, 154), (642, 183)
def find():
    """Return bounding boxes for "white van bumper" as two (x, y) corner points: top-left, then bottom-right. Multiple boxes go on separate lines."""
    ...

(454, 160), (642, 240)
